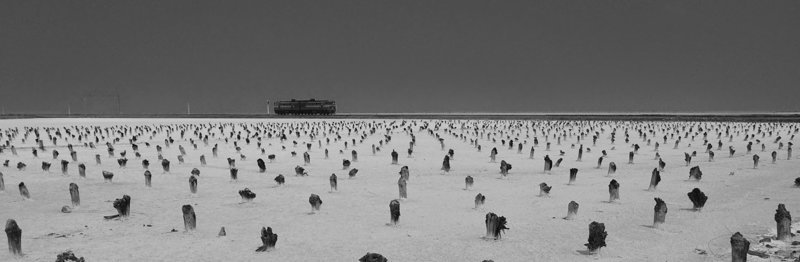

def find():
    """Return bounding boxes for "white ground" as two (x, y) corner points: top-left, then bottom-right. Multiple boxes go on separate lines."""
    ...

(0, 118), (798, 261)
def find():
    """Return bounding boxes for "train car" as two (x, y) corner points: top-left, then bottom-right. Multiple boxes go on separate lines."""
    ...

(274, 99), (336, 115)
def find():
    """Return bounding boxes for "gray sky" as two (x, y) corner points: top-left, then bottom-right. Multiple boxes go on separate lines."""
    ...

(1, 0), (798, 114)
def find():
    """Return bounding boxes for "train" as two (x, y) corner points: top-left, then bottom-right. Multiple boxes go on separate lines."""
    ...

(273, 99), (336, 115)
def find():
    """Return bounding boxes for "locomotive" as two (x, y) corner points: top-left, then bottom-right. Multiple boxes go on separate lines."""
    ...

(273, 99), (336, 115)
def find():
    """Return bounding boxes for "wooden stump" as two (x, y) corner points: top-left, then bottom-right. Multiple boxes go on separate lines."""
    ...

(568, 168), (578, 184)
(753, 154), (760, 169)
(161, 159), (170, 173)
(585, 221), (607, 252)
(628, 151), (634, 164)
(144, 170), (152, 187)
(78, 164), (86, 178)
(689, 166), (702, 181)
(309, 194), (322, 212)
(200, 155), (206, 166)
(61, 160), (69, 174)
(0, 172), (4, 192)
(69, 183), (80, 207)
(294, 166), (306, 176)
(255, 227), (278, 252)
(142, 159), (149, 169)
(795, 177), (800, 187)
(303, 152), (311, 165)
(95, 154), (101, 165)
(189, 175), (198, 194)
(399, 166), (409, 181)
(555, 158), (563, 167)
(218, 227), (226, 237)
(398, 177), (407, 199)
(351, 150), (358, 162)
(389, 200), (400, 225)
(182, 205), (196, 231)
(539, 183), (552, 197)
(596, 156), (603, 169)
(348, 168), (358, 179)
(102, 171), (114, 183)
(274, 174), (285, 185)
(607, 162), (616, 175)
(730, 232), (749, 262)
(484, 212), (509, 240)
(687, 188), (707, 211)
(18, 182), (30, 199)
(499, 160), (512, 176)
(465, 176), (474, 190)
(775, 203), (792, 241)
(653, 198), (667, 227)
(608, 179), (620, 202)
(565, 201), (579, 220)
(5, 219), (22, 257)
(544, 156), (553, 172)
(190, 168), (200, 177)
(230, 168), (238, 181)
(359, 253), (388, 262)
(658, 158), (666, 172)
(239, 188), (256, 202)
(474, 193), (486, 208)
(391, 150), (398, 164)
(649, 168), (661, 191)
(441, 155), (451, 172)
(113, 195), (131, 218)
(329, 174), (337, 191)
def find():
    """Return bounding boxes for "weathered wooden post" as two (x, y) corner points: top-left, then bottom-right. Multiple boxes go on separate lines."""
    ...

(200, 155), (206, 166)
(489, 147), (497, 162)
(441, 155), (451, 172)
(771, 151), (777, 164)
(274, 174), (285, 185)
(239, 188), (256, 202)
(568, 168), (578, 184)
(78, 163), (86, 178)
(544, 155), (553, 172)
(69, 183), (80, 207)
(60, 160), (69, 175)
(585, 221), (607, 252)
(95, 154), (101, 165)
(389, 200), (400, 225)
(309, 194), (322, 212)
(529, 147), (535, 159)
(608, 180), (620, 202)
(303, 152), (311, 165)
(653, 198), (667, 228)
(539, 183), (552, 197)
(5, 219), (22, 257)
(255, 227), (278, 252)
(658, 158), (666, 172)
(687, 188), (707, 211)
(596, 156), (603, 169)
(775, 203), (792, 241)
(628, 151), (634, 164)
(351, 150), (358, 162)
(190, 168), (200, 177)
(484, 213), (508, 240)
(342, 159), (351, 170)
(102, 171), (114, 183)
(730, 232), (749, 262)
(0, 172), (4, 192)
(399, 166), (409, 181)
(607, 162), (616, 175)
(329, 174), (337, 192)
(577, 145), (583, 161)
(348, 168), (358, 178)
(795, 177), (800, 187)
(500, 160), (512, 176)
(218, 227), (226, 237)
(294, 166), (307, 176)
(256, 159), (266, 173)
(144, 170), (152, 187)
(142, 159), (150, 169)
(398, 177), (407, 199)
(709, 151), (715, 162)
(649, 168), (661, 191)
(752, 154), (760, 168)
(189, 175), (198, 194)
(689, 166), (702, 181)
(475, 193), (485, 209)
(391, 150), (398, 165)
(161, 159), (170, 173)
(565, 201), (579, 220)
(113, 195), (131, 218)
(465, 176), (474, 190)
(182, 205), (196, 231)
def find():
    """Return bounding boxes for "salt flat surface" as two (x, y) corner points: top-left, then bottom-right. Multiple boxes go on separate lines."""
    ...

(0, 118), (797, 261)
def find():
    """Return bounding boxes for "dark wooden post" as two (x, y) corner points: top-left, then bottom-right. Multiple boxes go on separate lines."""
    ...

(399, 166), (409, 181)
(689, 166), (702, 181)
(565, 201), (579, 220)
(182, 205), (196, 231)
(585, 221), (607, 252)
(239, 188), (256, 202)
(309, 194), (322, 212)
(161, 159), (170, 173)
(539, 183), (551, 197)
(775, 203), (792, 241)
(752, 154), (760, 169)
(144, 170), (152, 187)
(389, 200), (400, 225)
(398, 177), (407, 199)
(730, 232), (749, 262)
(474, 193), (486, 209)
(0, 172), (4, 192)
(653, 198), (667, 228)
(274, 174), (285, 185)
(78, 163), (86, 178)
(5, 219), (22, 257)
(465, 176), (474, 190)
(569, 168), (578, 184)
(687, 188), (708, 211)
(18, 182), (30, 199)
(649, 168), (661, 191)
(113, 195), (131, 218)
(608, 180), (620, 202)
(484, 213), (508, 240)
(255, 227), (278, 252)
(69, 183), (80, 207)
(189, 175), (198, 194)
(441, 155), (451, 172)
(200, 155), (206, 166)
(607, 162), (616, 175)
(229, 168), (238, 181)
(329, 174), (337, 192)
(391, 150), (398, 164)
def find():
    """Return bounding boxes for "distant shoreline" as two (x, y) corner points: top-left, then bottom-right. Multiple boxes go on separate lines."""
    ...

(1, 113), (799, 122)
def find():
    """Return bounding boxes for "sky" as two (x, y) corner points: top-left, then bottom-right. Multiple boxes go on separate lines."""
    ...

(1, 0), (799, 114)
